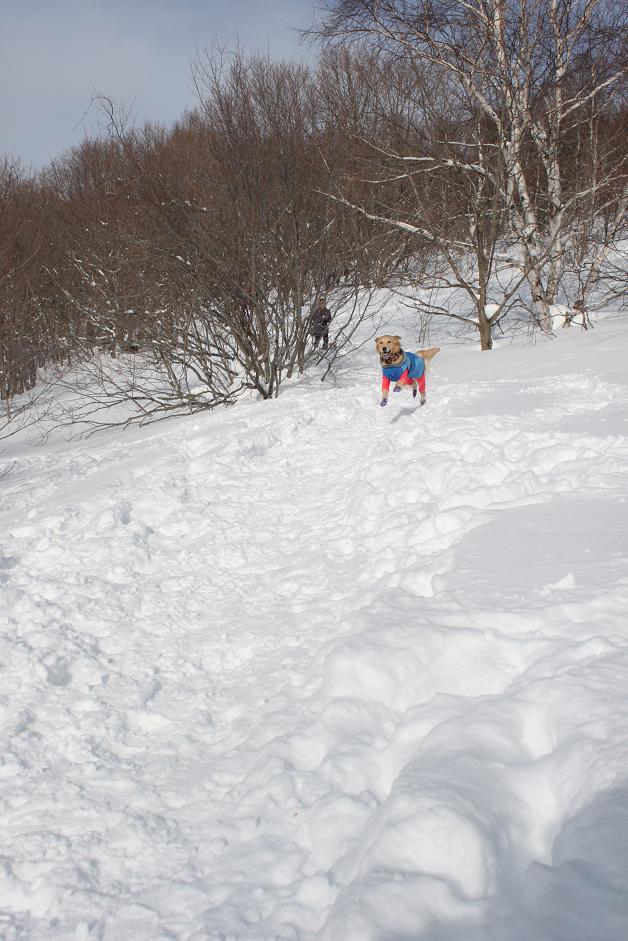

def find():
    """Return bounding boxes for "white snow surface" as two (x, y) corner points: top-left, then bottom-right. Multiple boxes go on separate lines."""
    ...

(2, 311), (628, 941)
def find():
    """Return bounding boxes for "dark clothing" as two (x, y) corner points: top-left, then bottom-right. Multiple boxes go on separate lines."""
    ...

(311, 306), (332, 336)
(311, 305), (332, 350)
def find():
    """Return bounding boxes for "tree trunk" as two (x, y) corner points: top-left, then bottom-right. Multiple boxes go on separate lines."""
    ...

(478, 307), (493, 350)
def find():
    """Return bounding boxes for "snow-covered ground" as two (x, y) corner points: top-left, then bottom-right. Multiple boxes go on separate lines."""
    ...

(2, 308), (628, 941)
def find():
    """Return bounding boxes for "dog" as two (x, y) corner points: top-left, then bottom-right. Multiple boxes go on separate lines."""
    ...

(375, 335), (440, 407)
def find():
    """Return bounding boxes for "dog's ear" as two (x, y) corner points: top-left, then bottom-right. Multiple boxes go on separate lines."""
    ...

(392, 335), (401, 341)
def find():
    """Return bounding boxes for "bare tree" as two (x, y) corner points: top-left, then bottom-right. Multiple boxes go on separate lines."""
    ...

(0, 158), (77, 410)
(35, 53), (385, 429)
(558, 76), (627, 324)
(316, 0), (628, 332)
(316, 50), (537, 348)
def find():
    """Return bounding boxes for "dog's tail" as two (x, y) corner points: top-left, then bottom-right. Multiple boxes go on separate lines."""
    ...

(417, 347), (441, 371)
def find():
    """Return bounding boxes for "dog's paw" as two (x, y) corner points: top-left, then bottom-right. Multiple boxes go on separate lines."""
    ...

(380, 398), (388, 407)
(412, 386), (417, 398)
(393, 385), (401, 392)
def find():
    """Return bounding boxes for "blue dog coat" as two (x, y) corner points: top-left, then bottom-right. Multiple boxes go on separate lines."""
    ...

(382, 351), (425, 384)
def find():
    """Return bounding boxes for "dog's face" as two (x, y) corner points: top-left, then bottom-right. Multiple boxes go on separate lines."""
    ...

(375, 335), (402, 360)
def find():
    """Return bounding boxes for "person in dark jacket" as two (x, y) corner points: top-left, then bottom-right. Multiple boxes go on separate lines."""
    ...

(310, 297), (332, 350)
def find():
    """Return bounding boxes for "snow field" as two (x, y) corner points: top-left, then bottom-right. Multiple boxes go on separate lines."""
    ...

(1, 315), (628, 940)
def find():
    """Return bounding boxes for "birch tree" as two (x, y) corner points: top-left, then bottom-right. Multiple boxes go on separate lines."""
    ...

(317, 0), (627, 331)
(317, 50), (532, 348)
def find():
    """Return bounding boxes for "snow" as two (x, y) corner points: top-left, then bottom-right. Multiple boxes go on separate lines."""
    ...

(2, 307), (628, 940)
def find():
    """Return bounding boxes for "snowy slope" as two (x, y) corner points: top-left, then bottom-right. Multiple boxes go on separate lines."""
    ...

(2, 312), (628, 941)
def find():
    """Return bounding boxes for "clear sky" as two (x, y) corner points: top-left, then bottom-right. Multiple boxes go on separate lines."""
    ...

(0, 0), (318, 170)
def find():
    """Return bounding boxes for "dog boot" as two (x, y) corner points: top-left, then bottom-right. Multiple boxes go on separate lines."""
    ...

(420, 391), (426, 406)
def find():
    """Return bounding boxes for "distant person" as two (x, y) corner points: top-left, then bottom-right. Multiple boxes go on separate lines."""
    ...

(310, 297), (332, 351)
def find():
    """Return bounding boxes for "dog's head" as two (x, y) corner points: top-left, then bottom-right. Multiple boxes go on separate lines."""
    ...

(375, 335), (403, 365)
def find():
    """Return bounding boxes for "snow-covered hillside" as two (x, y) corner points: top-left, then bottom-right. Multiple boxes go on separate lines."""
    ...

(2, 310), (628, 941)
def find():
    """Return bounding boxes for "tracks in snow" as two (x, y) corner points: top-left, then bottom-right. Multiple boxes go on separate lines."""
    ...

(2, 354), (628, 940)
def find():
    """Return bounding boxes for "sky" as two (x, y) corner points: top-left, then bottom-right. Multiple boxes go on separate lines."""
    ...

(0, 0), (318, 170)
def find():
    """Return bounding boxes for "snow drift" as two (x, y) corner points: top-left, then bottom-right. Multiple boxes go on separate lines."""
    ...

(2, 310), (628, 941)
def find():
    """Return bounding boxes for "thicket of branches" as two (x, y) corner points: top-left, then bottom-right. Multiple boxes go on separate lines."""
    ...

(1, 0), (626, 434)
(316, 0), (627, 347)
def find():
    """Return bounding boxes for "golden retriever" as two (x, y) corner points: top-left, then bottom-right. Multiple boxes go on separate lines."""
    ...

(375, 336), (440, 406)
